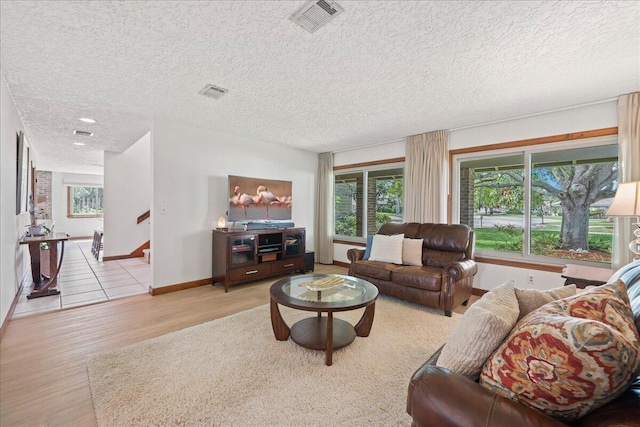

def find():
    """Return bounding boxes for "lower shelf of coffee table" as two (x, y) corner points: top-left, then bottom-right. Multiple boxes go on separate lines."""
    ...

(289, 317), (356, 350)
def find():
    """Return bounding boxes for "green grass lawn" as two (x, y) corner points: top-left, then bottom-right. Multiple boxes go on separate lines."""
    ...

(474, 224), (612, 254)
(474, 228), (521, 252)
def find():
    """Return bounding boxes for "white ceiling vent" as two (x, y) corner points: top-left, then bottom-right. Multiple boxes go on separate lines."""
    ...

(73, 129), (93, 136)
(199, 84), (228, 99)
(289, 0), (344, 33)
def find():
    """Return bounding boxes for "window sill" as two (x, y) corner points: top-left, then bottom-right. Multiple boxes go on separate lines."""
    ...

(475, 256), (564, 273)
(475, 254), (612, 273)
(67, 215), (104, 219)
(333, 237), (366, 247)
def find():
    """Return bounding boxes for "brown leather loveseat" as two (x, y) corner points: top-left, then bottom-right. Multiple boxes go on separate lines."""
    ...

(407, 260), (640, 427)
(347, 222), (477, 316)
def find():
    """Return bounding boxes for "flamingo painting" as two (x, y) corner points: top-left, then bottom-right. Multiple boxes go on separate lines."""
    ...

(227, 176), (292, 221)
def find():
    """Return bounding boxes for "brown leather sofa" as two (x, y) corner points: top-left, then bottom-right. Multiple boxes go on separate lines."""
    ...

(407, 260), (640, 427)
(346, 222), (477, 316)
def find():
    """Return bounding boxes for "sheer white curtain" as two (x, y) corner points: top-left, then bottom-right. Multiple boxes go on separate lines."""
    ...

(404, 130), (448, 223)
(314, 152), (334, 264)
(613, 92), (640, 268)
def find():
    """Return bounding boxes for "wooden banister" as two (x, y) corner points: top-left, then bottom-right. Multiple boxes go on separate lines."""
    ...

(137, 210), (150, 224)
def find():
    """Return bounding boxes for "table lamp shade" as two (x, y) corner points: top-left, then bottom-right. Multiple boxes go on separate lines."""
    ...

(605, 181), (640, 217)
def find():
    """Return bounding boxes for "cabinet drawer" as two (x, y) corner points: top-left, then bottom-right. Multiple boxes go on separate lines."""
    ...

(271, 259), (303, 273)
(229, 265), (271, 282)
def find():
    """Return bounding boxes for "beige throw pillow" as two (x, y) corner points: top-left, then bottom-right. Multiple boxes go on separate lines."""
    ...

(402, 238), (423, 266)
(437, 280), (520, 380)
(368, 233), (405, 264)
(515, 284), (577, 320)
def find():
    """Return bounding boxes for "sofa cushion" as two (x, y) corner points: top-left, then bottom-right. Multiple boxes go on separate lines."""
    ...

(402, 238), (424, 266)
(480, 280), (640, 423)
(352, 260), (400, 281)
(422, 248), (466, 268)
(369, 233), (404, 264)
(436, 280), (519, 380)
(515, 284), (577, 320)
(392, 266), (442, 291)
(378, 222), (421, 239)
(415, 223), (471, 268)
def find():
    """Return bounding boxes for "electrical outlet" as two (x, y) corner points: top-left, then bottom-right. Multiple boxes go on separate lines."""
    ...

(527, 274), (534, 284)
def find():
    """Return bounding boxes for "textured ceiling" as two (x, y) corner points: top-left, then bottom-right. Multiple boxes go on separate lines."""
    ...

(1, 1), (639, 174)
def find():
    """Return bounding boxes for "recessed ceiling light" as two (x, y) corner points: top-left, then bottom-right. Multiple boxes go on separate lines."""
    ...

(79, 117), (96, 123)
(73, 142), (86, 146)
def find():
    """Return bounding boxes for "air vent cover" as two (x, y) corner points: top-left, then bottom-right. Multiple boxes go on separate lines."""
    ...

(199, 84), (228, 99)
(289, 0), (344, 33)
(73, 130), (93, 136)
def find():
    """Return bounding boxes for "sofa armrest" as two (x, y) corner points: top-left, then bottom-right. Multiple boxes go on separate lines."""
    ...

(574, 375), (640, 427)
(443, 259), (477, 281)
(347, 248), (365, 263)
(407, 365), (568, 427)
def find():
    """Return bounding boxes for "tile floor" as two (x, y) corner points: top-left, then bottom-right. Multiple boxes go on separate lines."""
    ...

(13, 240), (150, 318)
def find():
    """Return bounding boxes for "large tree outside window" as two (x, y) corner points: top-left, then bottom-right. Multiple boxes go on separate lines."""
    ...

(457, 143), (618, 264)
(334, 166), (403, 238)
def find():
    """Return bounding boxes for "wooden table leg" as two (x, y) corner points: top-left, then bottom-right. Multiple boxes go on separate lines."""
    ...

(27, 240), (64, 299)
(355, 302), (375, 337)
(27, 242), (42, 288)
(326, 311), (333, 366)
(270, 299), (290, 341)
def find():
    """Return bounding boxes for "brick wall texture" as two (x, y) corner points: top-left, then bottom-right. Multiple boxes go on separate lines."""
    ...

(36, 170), (52, 219)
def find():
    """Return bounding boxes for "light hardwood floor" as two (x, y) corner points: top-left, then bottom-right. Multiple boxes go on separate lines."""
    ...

(0, 264), (476, 426)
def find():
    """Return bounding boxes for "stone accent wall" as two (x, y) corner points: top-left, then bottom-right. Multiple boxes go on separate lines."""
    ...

(459, 167), (474, 228)
(35, 170), (52, 219)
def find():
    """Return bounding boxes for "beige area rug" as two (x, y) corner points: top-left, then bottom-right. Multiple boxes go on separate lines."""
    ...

(87, 296), (461, 427)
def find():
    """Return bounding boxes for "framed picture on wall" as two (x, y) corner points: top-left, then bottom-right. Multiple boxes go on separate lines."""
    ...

(15, 131), (28, 214)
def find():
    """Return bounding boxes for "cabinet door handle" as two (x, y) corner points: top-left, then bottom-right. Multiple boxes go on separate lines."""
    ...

(245, 270), (258, 275)
(284, 263), (294, 268)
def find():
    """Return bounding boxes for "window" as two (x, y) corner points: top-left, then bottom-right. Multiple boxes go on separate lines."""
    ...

(67, 186), (104, 218)
(454, 139), (618, 264)
(334, 165), (404, 238)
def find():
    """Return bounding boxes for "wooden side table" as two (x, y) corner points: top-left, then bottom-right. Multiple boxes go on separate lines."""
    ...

(561, 264), (615, 289)
(19, 232), (68, 299)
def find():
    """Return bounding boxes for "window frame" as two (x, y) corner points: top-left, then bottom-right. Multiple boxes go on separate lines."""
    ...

(66, 185), (104, 219)
(450, 129), (618, 267)
(333, 159), (405, 242)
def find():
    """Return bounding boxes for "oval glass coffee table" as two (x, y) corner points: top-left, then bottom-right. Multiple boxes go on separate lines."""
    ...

(270, 274), (378, 366)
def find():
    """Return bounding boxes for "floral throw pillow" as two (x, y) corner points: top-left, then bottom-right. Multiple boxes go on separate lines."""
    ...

(479, 280), (640, 423)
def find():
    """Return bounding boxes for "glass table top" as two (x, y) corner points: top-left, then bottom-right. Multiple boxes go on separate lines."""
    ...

(282, 275), (368, 303)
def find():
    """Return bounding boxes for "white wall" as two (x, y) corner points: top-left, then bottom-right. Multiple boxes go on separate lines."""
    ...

(103, 132), (151, 257)
(0, 74), (31, 327)
(333, 139), (405, 166)
(51, 172), (103, 238)
(333, 100), (618, 291)
(150, 118), (317, 289)
(449, 101), (617, 150)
